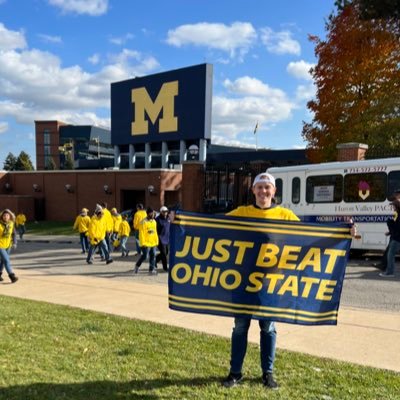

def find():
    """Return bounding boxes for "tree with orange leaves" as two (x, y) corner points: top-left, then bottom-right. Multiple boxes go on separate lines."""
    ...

(302, 0), (400, 163)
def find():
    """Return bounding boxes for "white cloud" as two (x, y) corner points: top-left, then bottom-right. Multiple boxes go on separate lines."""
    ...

(47, 0), (108, 16)
(211, 134), (255, 148)
(287, 60), (314, 80)
(211, 76), (297, 146)
(260, 27), (300, 55)
(37, 33), (62, 44)
(88, 53), (100, 65)
(296, 83), (315, 101)
(109, 33), (134, 46)
(0, 23), (160, 133)
(166, 22), (257, 59)
(0, 23), (26, 50)
(213, 76), (296, 142)
(223, 76), (288, 99)
(0, 121), (8, 134)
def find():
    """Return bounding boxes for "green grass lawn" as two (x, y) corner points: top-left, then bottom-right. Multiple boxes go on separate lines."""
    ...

(26, 221), (74, 236)
(0, 296), (399, 400)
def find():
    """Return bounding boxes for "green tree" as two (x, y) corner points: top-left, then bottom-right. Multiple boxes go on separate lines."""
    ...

(15, 151), (34, 171)
(358, 0), (400, 21)
(64, 152), (74, 170)
(45, 157), (57, 170)
(3, 152), (17, 171)
(303, 1), (400, 162)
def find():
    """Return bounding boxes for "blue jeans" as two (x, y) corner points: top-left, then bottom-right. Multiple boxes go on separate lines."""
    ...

(79, 232), (89, 253)
(86, 239), (111, 262)
(136, 246), (156, 271)
(0, 247), (14, 275)
(17, 225), (26, 240)
(385, 239), (400, 275)
(134, 231), (142, 255)
(120, 236), (129, 255)
(230, 317), (276, 374)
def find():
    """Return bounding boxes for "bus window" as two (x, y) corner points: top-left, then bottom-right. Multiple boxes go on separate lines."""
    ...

(344, 172), (386, 202)
(306, 175), (343, 203)
(275, 178), (282, 204)
(388, 171), (400, 198)
(292, 177), (300, 204)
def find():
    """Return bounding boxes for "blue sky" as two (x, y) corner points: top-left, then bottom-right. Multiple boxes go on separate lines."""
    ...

(0, 0), (335, 167)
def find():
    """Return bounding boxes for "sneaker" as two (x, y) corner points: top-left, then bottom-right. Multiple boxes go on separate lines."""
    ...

(134, 265), (139, 274)
(222, 373), (243, 388)
(9, 274), (18, 283)
(262, 372), (278, 389)
(0, 275), (3, 282)
(149, 269), (158, 275)
(106, 259), (113, 265)
(126, 251), (130, 257)
(379, 272), (395, 277)
(86, 260), (93, 265)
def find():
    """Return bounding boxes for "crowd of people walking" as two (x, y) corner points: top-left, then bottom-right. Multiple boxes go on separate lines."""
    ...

(73, 203), (171, 275)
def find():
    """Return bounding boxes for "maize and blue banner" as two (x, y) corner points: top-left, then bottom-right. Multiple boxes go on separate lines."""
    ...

(168, 211), (353, 326)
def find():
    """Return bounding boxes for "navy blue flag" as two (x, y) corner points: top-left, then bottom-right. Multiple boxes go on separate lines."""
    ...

(168, 211), (353, 326)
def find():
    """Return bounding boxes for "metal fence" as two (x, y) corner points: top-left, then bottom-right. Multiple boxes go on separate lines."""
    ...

(203, 163), (269, 213)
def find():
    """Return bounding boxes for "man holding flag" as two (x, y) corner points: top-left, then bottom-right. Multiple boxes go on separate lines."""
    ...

(221, 172), (358, 390)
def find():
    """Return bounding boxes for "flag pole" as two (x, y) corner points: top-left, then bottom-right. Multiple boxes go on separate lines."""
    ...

(254, 121), (259, 151)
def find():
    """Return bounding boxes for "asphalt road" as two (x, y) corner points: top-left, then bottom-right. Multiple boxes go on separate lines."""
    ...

(7, 235), (400, 313)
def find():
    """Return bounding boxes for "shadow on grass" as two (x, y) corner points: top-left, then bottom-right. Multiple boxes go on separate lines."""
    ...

(1, 376), (224, 400)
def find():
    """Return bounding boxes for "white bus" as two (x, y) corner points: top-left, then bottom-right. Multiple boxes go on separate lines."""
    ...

(267, 157), (400, 252)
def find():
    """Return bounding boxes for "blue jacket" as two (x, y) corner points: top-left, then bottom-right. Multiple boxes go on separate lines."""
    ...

(156, 215), (171, 245)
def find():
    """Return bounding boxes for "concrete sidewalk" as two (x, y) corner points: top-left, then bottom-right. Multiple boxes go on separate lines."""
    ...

(2, 264), (400, 373)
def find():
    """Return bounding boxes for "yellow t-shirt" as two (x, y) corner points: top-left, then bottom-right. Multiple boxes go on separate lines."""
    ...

(0, 221), (14, 249)
(119, 220), (131, 237)
(138, 218), (159, 247)
(73, 215), (91, 233)
(112, 214), (122, 233)
(133, 209), (147, 231)
(16, 214), (26, 226)
(227, 205), (300, 221)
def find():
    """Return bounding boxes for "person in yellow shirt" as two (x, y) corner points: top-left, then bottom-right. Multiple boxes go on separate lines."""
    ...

(111, 207), (122, 251)
(86, 205), (113, 265)
(15, 211), (27, 240)
(0, 209), (18, 283)
(73, 208), (91, 253)
(118, 214), (131, 257)
(134, 207), (159, 275)
(222, 173), (357, 390)
(133, 203), (147, 256)
(100, 202), (114, 252)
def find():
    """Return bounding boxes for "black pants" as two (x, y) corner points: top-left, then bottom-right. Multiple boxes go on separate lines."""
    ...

(156, 243), (169, 271)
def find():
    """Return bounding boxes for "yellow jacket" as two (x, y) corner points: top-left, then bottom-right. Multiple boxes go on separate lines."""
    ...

(73, 214), (91, 233)
(119, 220), (131, 237)
(227, 205), (300, 221)
(87, 215), (107, 245)
(138, 218), (159, 247)
(103, 208), (114, 232)
(112, 214), (122, 233)
(0, 221), (14, 249)
(15, 214), (26, 226)
(133, 209), (147, 231)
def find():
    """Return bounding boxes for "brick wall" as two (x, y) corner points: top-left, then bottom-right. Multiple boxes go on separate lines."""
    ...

(336, 143), (369, 161)
(0, 169), (183, 221)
